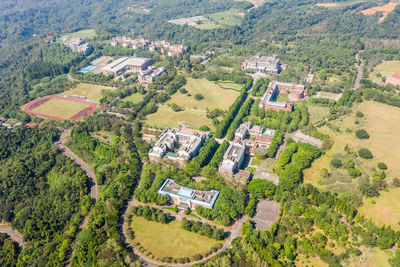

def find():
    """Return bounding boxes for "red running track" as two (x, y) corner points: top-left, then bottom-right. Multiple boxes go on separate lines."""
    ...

(24, 95), (98, 121)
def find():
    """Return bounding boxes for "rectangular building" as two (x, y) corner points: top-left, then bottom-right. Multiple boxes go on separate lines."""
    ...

(158, 179), (219, 210)
(149, 128), (209, 164)
(102, 56), (154, 77)
(242, 55), (281, 74)
(138, 67), (165, 84)
(219, 140), (246, 177)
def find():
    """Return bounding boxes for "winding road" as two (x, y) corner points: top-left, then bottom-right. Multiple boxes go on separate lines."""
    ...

(55, 129), (99, 265)
(0, 227), (25, 248)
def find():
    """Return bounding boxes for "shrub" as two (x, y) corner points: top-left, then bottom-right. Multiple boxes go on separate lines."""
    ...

(358, 148), (373, 159)
(194, 94), (204, 100)
(355, 129), (369, 139)
(355, 111), (364, 118)
(331, 158), (343, 168)
(392, 178), (400, 187)
(199, 125), (210, 131)
(179, 88), (188, 94)
(377, 162), (388, 170)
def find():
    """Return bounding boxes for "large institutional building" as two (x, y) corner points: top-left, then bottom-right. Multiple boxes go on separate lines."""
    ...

(149, 128), (209, 164)
(242, 55), (282, 74)
(66, 38), (93, 55)
(158, 179), (219, 210)
(102, 57), (154, 77)
(259, 81), (308, 112)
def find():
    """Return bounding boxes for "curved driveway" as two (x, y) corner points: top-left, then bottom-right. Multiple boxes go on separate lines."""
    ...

(0, 227), (25, 248)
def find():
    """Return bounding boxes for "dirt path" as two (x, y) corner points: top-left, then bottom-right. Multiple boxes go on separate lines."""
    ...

(0, 227), (25, 248)
(55, 129), (99, 266)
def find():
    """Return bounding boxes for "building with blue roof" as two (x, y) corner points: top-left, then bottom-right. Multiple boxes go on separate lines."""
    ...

(158, 179), (219, 210)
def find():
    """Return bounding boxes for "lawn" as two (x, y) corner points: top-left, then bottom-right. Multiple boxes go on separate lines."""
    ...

(130, 216), (219, 259)
(122, 93), (145, 104)
(166, 77), (241, 111)
(251, 158), (266, 167)
(304, 101), (400, 229)
(306, 104), (330, 124)
(370, 60), (400, 83)
(31, 98), (90, 119)
(194, 21), (220, 30)
(63, 83), (115, 100)
(145, 104), (213, 130)
(63, 29), (97, 40)
(207, 8), (242, 26)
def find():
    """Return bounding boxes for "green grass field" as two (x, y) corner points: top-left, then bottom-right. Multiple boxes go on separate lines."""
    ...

(306, 104), (331, 124)
(304, 101), (400, 230)
(63, 29), (97, 40)
(31, 98), (90, 119)
(145, 104), (212, 130)
(194, 21), (220, 30)
(370, 60), (400, 83)
(208, 8), (242, 26)
(64, 83), (115, 100)
(167, 78), (241, 111)
(122, 93), (145, 104)
(130, 216), (219, 259)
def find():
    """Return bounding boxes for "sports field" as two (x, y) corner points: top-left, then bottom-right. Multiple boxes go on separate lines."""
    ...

(145, 104), (212, 130)
(130, 216), (219, 259)
(369, 60), (400, 83)
(31, 98), (91, 120)
(63, 83), (115, 100)
(166, 78), (241, 110)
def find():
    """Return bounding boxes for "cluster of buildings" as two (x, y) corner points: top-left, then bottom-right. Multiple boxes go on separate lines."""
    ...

(101, 56), (165, 83)
(219, 122), (274, 178)
(149, 128), (209, 165)
(259, 81), (308, 112)
(111, 36), (187, 57)
(0, 117), (22, 129)
(242, 55), (284, 74)
(385, 71), (400, 87)
(65, 37), (93, 55)
(158, 179), (219, 210)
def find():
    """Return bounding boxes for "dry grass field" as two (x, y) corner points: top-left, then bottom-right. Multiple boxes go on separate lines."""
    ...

(315, 3), (338, 7)
(369, 60), (400, 83)
(31, 98), (90, 120)
(62, 29), (97, 39)
(360, 2), (399, 22)
(166, 78), (241, 111)
(130, 216), (219, 259)
(145, 104), (213, 130)
(64, 83), (115, 100)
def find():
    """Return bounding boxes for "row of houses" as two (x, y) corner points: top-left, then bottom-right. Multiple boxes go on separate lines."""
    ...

(149, 128), (209, 164)
(259, 81), (308, 112)
(111, 36), (187, 57)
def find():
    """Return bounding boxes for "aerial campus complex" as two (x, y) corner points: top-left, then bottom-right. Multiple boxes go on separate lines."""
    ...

(219, 122), (275, 178)
(158, 179), (219, 210)
(149, 128), (209, 164)
(259, 81), (308, 112)
(64, 37), (93, 55)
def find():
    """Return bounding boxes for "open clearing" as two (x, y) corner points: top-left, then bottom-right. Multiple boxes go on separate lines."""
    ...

(207, 8), (242, 26)
(315, 3), (338, 7)
(167, 78), (241, 110)
(359, 188), (400, 231)
(369, 60), (400, 83)
(306, 104), (330, 124)
(360, 2), (399, 22)
(122, 93), (145, 104)
(304, 101), (400, 230)
(63, 83), (115, 100)
(31, 97), (90, 120)
(62, 29), (97, 39)
(130, 216), (219, 259)
(145, 104), (212, 130)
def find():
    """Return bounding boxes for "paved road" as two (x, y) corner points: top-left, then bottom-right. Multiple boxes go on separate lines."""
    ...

(55, 129), (99, 266)
(354, 59), (364, 90)
(0, 227), (25, 248)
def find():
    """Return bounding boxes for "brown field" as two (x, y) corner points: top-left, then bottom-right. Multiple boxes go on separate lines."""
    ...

(315, 3), (338, 7)
(63, 83), (115, 100)
(360, 2), (399, 22)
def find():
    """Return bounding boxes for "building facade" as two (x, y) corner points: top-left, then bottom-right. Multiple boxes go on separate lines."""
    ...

(102, 57), (154, 77)
(242, 55), (281, 74)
